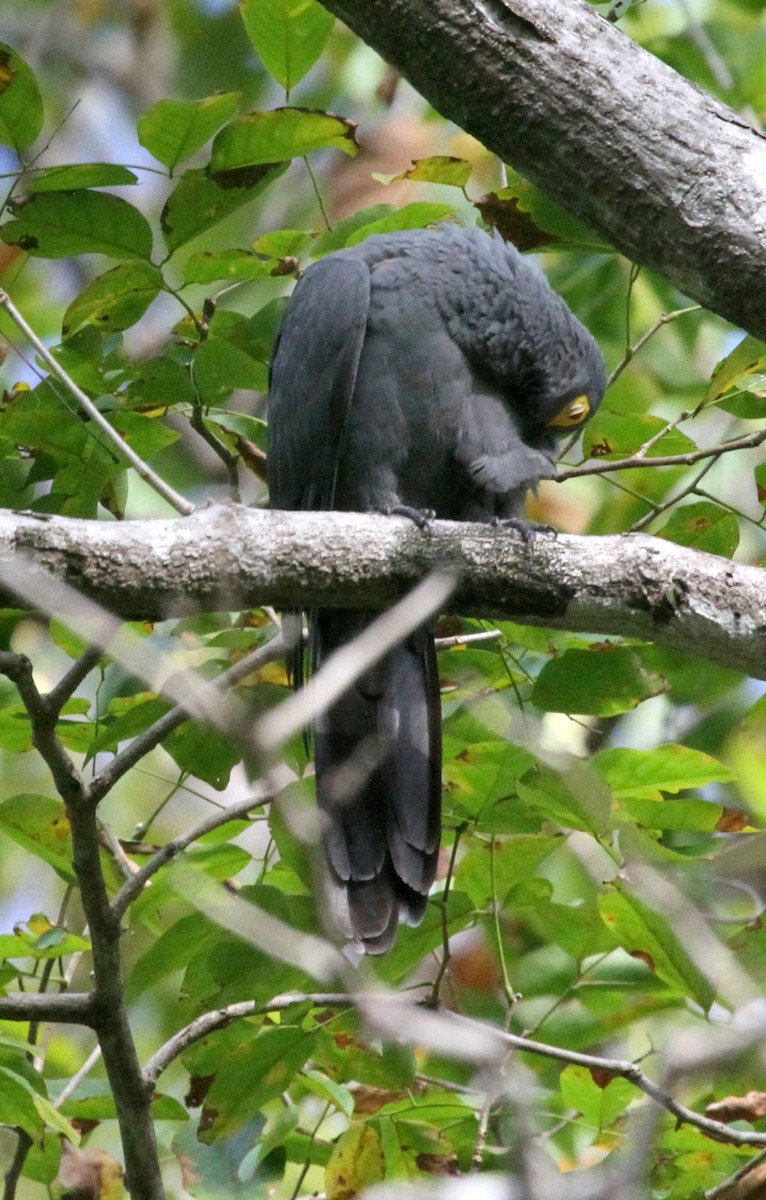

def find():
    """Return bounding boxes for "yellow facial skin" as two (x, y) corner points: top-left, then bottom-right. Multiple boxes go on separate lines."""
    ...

(547, 394), (591, 429)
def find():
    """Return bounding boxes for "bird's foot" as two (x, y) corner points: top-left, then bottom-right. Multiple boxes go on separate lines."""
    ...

(491, 516), (557, 544)
(381, 504), (435, 531)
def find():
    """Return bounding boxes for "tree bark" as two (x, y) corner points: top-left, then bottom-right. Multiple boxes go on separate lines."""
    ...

(1, 505), (765, 679)
(319, 0), (766, 339)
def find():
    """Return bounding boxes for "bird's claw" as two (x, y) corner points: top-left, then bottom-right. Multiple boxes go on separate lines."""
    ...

(382, 504), (435, 531)
(491, 516), (557, 544)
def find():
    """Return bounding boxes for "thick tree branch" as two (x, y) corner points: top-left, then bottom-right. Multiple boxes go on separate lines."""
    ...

(319, 0), (766, 338)
(0, 993), (94, 1024)
(0, 505), (764, 678)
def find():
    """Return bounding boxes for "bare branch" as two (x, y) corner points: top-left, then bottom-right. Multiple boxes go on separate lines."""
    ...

(0, 288), (193, 517)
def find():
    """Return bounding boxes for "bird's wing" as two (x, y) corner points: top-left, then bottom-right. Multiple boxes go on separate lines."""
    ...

(267, 255), (371, 511)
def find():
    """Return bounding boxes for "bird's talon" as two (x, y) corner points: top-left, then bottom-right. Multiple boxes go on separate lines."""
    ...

(382, 504), (434, 531)
(492, 517), (557, 544)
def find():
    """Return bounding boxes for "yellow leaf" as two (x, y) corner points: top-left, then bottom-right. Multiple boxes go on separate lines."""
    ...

(326, 1124), (385, 1200)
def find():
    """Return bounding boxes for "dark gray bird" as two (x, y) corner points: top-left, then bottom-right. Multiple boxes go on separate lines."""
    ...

(267, 224), (606, 953)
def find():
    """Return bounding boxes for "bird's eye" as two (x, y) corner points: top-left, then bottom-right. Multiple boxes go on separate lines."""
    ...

(548, 395), (590, 428)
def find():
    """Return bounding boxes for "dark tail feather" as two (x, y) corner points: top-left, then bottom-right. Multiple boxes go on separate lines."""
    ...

(313, 610), (441, 954)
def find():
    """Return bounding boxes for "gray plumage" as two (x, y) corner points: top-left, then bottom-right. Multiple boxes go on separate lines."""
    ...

(267, 224), (606, 953)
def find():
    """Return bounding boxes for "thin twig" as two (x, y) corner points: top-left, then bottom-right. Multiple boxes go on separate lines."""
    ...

(53, 1044), (103, 1109)
(559, 424), (766, 481)
(607, 304), (700, 389)
(441, 1011), (766, 1149)
(429, 823), (467, 1005)
(46, 644), (104, 716)
(111, 773), (285, 920)
(629, 455), (718, 532)
(490, 835), (519, 1010)
(434, 629), (502, 649)
(704, 1146), (766, 1200)
(0, 288), (193, 516)
(189, 402), (241, 501)
(87, 633), (287, 806)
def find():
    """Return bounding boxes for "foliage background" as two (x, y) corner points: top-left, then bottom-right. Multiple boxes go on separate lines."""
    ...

(1, 0), (766, 1196)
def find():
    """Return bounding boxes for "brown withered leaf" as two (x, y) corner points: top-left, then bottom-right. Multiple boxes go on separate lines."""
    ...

(474, 192), (557, 251)
(416, 1152), (461, 1176)
(56, 1143), (124, 1200)
(716, 808), (750, 833)
(707, 1091), (766, 1123)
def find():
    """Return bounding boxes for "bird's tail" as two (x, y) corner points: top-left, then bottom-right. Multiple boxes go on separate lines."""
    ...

(313, 610), (442, 954)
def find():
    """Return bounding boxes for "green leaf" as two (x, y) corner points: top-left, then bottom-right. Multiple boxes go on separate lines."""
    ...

(108, 409), (180, 459)
(254, 228), (311, 257)
(310, 204), (395, 255)
(442, 739), (536, 825)
(58, 1082), (187, 1121)
(532, 647), (667, 716)
(192, 335), (266, 404)
(375, 155), (472, 189)
(62, 261), (163, 335)
(656, 500), (739, 557)
(582, 410), (696, 460)
(621, 796), (724, 832)
(86, 694), (170, 759)
(204, 409), (268, 450)
(559, 1064), (636, 1132)
(346, 202), (459, 244)
(0, 702), (34, 750)
(0, 795), (75, 882)
(26, 163), (138, 193)
(516, 763), (611, 837)
(201, 1027), (316, 1141)
(592, 744), (736, 801)
(160, 163), (287, 253)
(182, 247), (289, 285)
(598, 882), (716, 1011)
(0, 43), (44, 152)
(138, 93), (240, 170)
(0, 1065), (43, 1136)
(163, 719), (240, 789)
(299, 1069), (355, 1118)
(241, 0), (335, 91)
(325, 1125), (384, 1200)
(128, 912), (216, 1000)
(702, 334), (766, 406)
(456, 835), (562, 907)
(2, 191), (154, 259)
(124, 356), (196, 410)
(211, 108), (357, 171)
